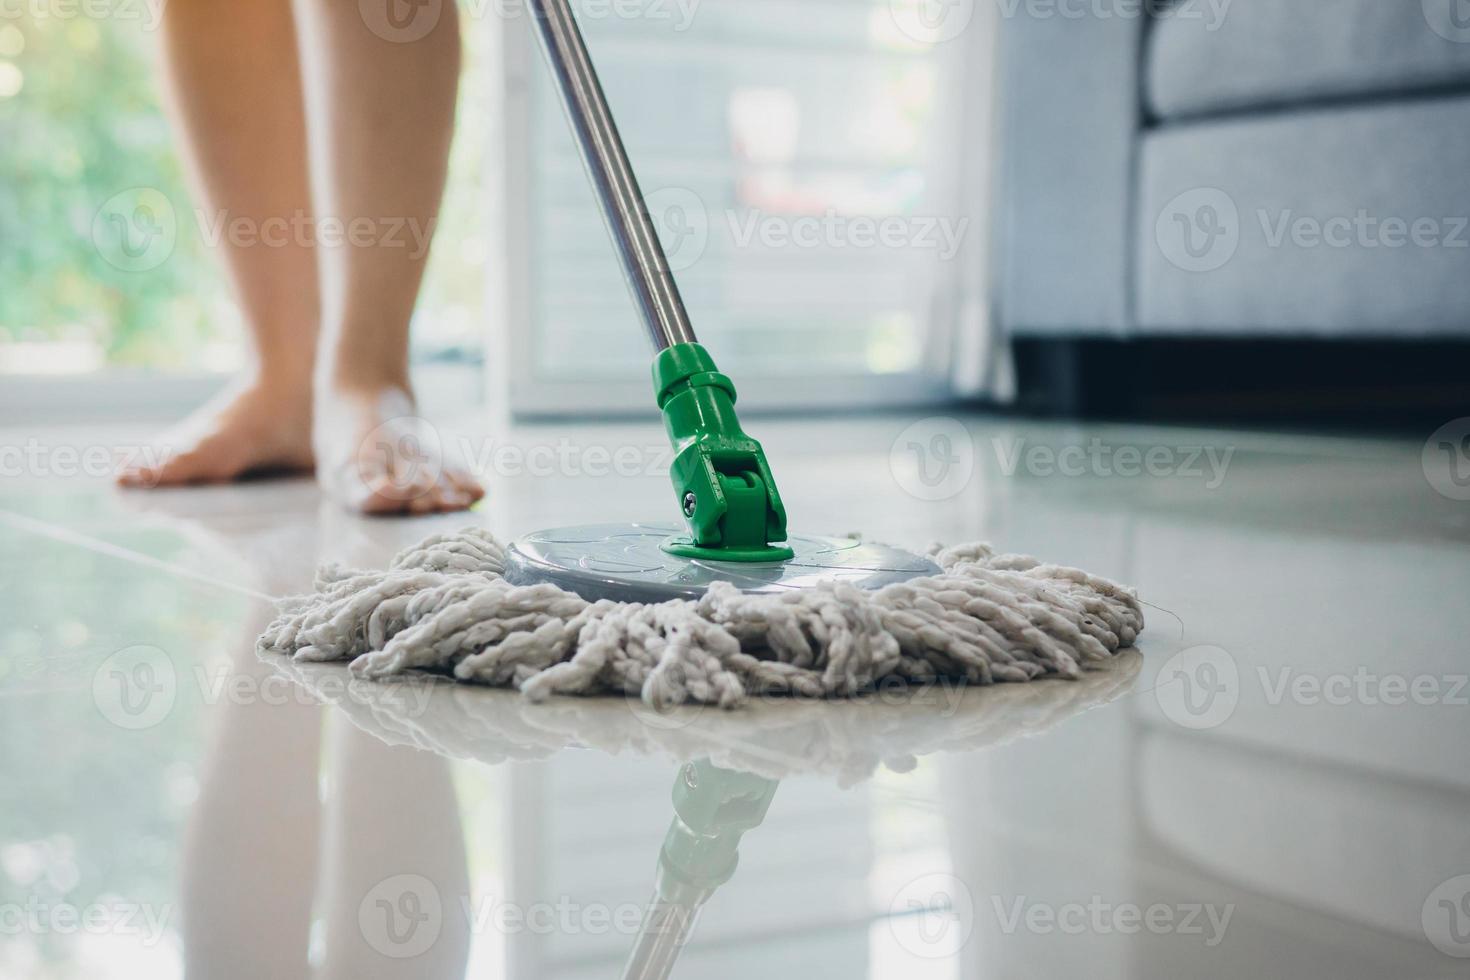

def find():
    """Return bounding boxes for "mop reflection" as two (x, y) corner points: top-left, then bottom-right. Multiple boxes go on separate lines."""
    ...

(256, 650), (1139, 976)
(270, 649), (1143, 785)
(183, 610), (1140, 977)
(621, 761), (779, 980)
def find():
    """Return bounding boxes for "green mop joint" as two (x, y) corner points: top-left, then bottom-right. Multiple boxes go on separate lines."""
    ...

(653, 343), (795, 563)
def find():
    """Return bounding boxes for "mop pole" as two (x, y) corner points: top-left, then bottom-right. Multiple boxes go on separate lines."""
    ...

(524, 0), (697, 352)
(525, 0), (793, 561)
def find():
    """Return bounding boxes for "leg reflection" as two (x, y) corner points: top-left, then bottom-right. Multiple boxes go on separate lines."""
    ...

(182, 610), (323, 980)
(318, 712), (470, 980)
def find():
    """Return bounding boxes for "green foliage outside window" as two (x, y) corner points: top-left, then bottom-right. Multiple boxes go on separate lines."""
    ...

(0, 13), (234, 371)
(0, 9), (487, 374)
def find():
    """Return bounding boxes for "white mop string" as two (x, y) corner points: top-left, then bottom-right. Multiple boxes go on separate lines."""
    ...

(257, 527), (1145, 710)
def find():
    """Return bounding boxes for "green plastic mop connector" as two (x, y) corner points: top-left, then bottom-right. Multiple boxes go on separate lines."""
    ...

(653, 343), (794, 563)
(658, 760), (778, 897)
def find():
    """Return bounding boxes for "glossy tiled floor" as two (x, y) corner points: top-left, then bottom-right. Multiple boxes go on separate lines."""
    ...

(2, 413), (1468, 978)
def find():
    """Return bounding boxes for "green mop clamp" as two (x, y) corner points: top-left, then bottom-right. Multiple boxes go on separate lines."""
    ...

(653, 344), (793, 562)
(660, 759), (778, 893)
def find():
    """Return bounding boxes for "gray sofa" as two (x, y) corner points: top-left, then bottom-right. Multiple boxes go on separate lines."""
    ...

(993, 0), (1470, 340)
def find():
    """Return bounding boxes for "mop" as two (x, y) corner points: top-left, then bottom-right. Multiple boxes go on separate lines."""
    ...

(258, 0), (1145, 708)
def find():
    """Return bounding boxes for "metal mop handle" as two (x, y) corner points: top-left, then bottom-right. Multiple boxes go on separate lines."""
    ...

(526, 0), (792, 561)
(526, 0), (698, 352)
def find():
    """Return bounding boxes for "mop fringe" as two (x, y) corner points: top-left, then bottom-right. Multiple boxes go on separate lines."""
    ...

(258, 527), (1145, 710)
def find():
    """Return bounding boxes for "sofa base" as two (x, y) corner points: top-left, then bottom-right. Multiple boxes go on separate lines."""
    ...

(1013, 338), (1470, 428)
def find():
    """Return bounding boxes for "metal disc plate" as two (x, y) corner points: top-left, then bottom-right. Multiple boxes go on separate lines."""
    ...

(504, 523), (940, 603)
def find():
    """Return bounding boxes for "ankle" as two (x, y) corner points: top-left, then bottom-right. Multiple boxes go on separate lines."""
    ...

(325, 370), (414, 402)
(248, 359), (316, 405)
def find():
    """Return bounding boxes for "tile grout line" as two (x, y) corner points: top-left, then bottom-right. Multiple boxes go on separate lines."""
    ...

(0, 508), (277, 603)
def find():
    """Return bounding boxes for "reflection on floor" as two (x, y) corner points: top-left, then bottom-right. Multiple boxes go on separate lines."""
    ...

(1, 413), (1467, 978)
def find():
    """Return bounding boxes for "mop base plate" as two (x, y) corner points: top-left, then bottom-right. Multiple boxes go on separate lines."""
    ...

(503, 523), (940, 604)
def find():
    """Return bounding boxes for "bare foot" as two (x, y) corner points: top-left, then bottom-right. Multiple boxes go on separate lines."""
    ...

(314, 384), (484, 515)
(117, 381), (315, 488)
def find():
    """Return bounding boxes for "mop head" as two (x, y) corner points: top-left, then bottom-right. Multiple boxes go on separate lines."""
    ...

(258, 527), (1144, 710)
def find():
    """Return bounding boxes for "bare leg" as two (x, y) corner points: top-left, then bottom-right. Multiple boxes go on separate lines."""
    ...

(120, 0), (318, 487)
(293, 0), (484, 514)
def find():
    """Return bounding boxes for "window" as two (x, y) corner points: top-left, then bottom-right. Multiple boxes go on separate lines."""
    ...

(0, 11), (490, 381)
(2, 2), (987, 416)
(500, 0), (977, 413)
